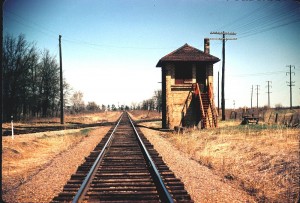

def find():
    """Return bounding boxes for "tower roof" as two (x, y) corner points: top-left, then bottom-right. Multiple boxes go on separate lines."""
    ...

(156, 43), (220, 67)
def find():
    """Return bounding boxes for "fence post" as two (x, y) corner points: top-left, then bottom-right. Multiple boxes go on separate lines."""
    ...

(11, 116), (14, 139)
(275, 113), (278, 123)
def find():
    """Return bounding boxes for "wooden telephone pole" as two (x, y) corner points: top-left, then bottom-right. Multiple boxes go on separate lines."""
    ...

(1, 1), (4, 202)
(218, 71), (220, 113)
(59, 35), (64, 124)
(210, 31), (237, 121)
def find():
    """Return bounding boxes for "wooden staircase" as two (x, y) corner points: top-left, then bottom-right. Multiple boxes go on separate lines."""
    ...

(193, 83), (218, 129)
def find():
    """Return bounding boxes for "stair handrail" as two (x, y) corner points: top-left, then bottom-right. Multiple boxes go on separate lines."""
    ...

(206, 111), (212, 128)
(208, 83), (218, 127)
(208, 83), (218, 116)
(194, 83), (205, 120)
(179, 85), (193, 126)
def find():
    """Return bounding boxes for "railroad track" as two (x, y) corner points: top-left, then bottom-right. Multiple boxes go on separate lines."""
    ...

(52, 112), (192, 202)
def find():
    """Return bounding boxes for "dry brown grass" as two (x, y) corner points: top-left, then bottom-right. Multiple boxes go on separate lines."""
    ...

(145, 120), (300, 202)
(26, 111), (122, 124)
(3, 128), (93, 193)
(2, 126), (111, 203)
(128, 110), (161, 120)
(2, 111), (122, 136)
(2, 111), (121, 198)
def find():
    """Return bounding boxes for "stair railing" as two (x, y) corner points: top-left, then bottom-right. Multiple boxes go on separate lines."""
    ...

(206, 111), (212, 128)
(208, 83), (218, 127)
(179, 86), (193, 127)
(194, 83), (205, 128)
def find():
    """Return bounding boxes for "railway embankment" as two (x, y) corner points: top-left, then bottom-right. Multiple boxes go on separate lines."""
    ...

(138, 119), (300, 202)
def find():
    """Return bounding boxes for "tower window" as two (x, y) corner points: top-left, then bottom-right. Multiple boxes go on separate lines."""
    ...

(175, 66), (192, 84)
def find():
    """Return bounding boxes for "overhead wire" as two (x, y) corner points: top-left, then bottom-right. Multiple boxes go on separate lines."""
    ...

(228, 3), (291, 32)
(228, 70), (286, 78)
(4, 8), (178, 51)
(238, 6), (300, 38)
(4, 9), (57, 39)
(213, 1), (299, 99)
(214, 2), (300, 39)
(215, 2), (272, 32)
(62, 37), (178, 50)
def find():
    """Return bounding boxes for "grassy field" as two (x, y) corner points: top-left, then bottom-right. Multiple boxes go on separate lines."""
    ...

(2, 111), (121, 135)
(2, 110), (299, 202)
(143, 119), (300, 202)
(2, 111), (121, 199)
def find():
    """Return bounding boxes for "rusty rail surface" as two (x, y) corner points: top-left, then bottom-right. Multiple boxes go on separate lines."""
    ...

(52, 112), (192, 203)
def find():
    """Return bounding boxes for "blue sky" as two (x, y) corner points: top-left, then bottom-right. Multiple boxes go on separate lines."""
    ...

(3, 0), (300, 108)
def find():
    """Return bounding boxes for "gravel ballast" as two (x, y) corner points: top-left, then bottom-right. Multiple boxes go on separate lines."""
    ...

(140, 127), (255, 202)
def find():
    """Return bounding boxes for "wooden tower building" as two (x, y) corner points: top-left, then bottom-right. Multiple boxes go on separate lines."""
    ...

(156, 39), (220, 129)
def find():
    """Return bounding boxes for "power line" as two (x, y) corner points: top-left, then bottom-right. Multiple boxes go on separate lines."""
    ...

(210, 31), (237, 121)
(266, 81), (272, 108)
(215, 2), (300, 39)
(239, 18), (300, 39)
(226, 3), (282, 32)
(235, 5), (298, 34)
(4, 8), (178, 51)
(63, 37), (178, 50)
(251, 85), (253, 109)
(256, 85), (260, 110)
(239, 10), (299, 35)
(229, 70), (286, 77)
(4, 8), (59, 38)
(286, 65), (295, 109)
(215, 2), (272, 32)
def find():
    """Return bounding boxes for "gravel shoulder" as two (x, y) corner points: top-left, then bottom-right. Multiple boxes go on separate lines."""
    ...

(140, 127), (256, 203)
(3, 127), (110, 203)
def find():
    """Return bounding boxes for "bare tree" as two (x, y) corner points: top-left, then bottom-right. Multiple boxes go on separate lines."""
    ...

(3, 34), (39, 120)
(70, 91), (85, 113)
(2, 34), (69, 120)
(154, 89), (162, 112)
(38, 49), (60, 117)
(86, 101), (100, 111)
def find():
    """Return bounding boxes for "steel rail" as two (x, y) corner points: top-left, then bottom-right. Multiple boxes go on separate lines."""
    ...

(72, 113), (124, 203)
(127, 113), (174, 203)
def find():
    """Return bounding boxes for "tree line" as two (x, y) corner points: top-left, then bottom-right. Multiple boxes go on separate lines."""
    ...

(69, 89), (162, 113)
(132, 90), (162, 112)
(2, 34), (163, 121)
(2, 34), (70, 121)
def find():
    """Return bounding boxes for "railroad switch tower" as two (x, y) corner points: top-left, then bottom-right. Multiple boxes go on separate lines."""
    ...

(156, 39), (220, 129)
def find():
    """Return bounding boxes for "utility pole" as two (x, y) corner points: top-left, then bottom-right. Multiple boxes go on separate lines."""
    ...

(256, 85), (260, 110)
(59, 35), (64, 124)
(210, 31), (237, 121)
(286, 65), (295, 109)
(218, 71), (220, 113)
(266, 81), (272, 108)
(233, 100), (235, 111)
(1, 1), (4, 202)
(251, 85), (253, 109)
